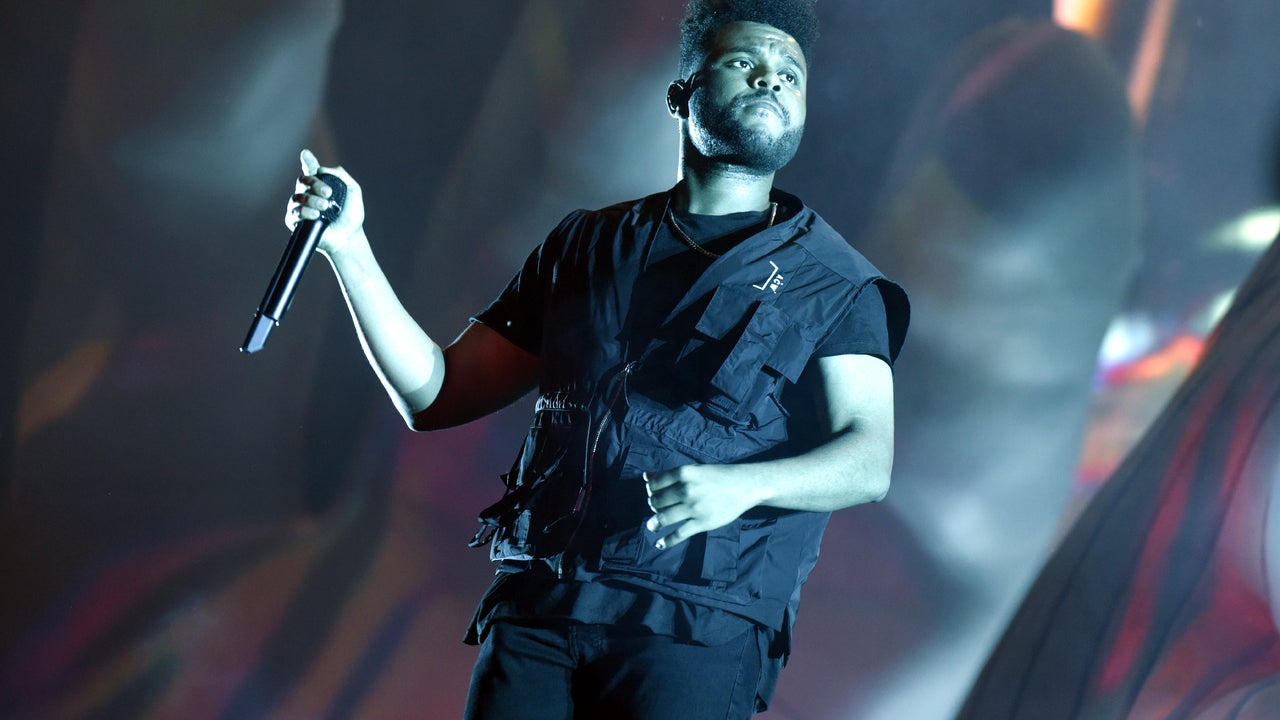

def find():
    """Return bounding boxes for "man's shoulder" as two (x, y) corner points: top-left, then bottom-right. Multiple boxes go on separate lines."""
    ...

(782, 203), (884, 287)
(778, 200), (910, 363)
(548, 191), (667, 237)
(587, 191), (668, 220)
(534, 191), (668, 269)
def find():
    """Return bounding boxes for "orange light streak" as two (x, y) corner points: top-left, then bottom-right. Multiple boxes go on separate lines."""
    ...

(1128, 0), (1179, 123)
(1054, 0), (1113, 38)
(1105, 334), (1205, 385)
(1057, 0), (1180, 124)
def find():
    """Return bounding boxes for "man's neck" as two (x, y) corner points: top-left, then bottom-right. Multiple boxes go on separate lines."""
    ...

(675, 159), (775, 216)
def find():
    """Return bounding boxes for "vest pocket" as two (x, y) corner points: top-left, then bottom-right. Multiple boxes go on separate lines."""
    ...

(721, 516), (776, 599)
(689, 286), (805, 426)
(477, 404), (590, 560)
(598, 509), (775, 605)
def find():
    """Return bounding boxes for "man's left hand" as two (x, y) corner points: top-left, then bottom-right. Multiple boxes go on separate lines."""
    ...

(644, 466), (765, 550)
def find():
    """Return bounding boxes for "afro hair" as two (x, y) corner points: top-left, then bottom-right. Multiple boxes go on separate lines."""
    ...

(678, 0), (820, 77)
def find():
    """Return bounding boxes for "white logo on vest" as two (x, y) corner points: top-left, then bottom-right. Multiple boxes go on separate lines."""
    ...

(753, 261), (785, 293)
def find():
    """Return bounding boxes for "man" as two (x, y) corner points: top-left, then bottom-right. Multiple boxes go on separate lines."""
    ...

(288, 1), (907, 716)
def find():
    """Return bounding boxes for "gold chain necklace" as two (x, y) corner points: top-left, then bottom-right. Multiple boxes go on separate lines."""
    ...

(667, 202), (779, 259)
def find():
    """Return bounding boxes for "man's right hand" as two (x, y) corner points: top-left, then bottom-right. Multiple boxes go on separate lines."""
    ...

(286, 148), (366, 258)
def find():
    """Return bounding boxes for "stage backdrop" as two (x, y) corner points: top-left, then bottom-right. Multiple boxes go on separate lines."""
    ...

(2, 1), (1278, 718)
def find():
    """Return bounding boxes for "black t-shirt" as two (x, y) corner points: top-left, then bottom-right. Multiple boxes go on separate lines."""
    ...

(465, 199), (903, 708)
(478, 206), (892, 365)
(467, 209), (894, 631)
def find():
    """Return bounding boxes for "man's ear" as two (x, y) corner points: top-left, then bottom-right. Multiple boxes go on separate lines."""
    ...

(666, 79), (690, 118)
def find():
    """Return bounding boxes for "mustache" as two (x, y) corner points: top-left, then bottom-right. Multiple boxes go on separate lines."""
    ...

(734, 89), (789, 122)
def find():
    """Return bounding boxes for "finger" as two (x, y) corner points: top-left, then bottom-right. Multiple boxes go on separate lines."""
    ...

(643, 470), (676, 495)
(654, 520), (703, 550)
(646, 505), (693, 533)
(284, 204), (315, 229)
(300, 148), (320, 176)
(297, 174), (333, 198)
(647, 488), (681, 513)
(292, 192), (331, 212)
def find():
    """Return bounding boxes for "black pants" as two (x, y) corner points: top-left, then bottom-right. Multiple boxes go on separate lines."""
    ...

(463, 621), (762, 720)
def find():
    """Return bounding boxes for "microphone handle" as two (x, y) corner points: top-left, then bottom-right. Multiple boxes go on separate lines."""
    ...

(241, 173), (348, 354)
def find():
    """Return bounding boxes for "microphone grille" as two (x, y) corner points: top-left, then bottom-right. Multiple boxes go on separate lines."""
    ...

(317, 173), (349, 224)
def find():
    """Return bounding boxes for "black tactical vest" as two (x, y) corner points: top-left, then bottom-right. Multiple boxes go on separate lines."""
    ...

(472, 188), (908, 633)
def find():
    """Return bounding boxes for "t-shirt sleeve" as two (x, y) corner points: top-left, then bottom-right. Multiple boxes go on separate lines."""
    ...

(470, 211), (585, 357)
(813, 282), (892, 363)
(473, 244), (546, 356)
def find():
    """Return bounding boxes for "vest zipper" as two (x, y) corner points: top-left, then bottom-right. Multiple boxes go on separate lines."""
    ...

(556, 360), (638, 578)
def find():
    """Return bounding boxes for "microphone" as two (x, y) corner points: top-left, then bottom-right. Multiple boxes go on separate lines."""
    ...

(240, 172), (348, 354)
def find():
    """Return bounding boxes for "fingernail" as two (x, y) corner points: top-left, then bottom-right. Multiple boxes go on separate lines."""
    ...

(321, 186), (332, 197)
(646, 517), (657, 532)
(655, 539), (666, 550)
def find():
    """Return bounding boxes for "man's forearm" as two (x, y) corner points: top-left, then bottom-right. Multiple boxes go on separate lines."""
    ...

(643, 424), (892, 549)
(325, 230), (446, 425)
(721, 423), (893, 511)
(645, 353), (896, 549)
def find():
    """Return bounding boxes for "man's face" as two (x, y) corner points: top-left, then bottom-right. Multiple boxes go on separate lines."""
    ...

(685, 21), (808, 174)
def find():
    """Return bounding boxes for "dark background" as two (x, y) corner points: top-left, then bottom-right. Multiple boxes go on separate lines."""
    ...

(2, 1), (1278, 718)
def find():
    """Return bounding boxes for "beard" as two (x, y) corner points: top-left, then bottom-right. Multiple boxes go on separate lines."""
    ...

(688, 90), (805, 175)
